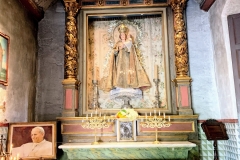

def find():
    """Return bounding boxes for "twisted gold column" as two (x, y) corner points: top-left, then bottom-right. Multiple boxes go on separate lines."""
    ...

(64, 0), (80, 79)
(62, 0), (81, 117)
(170, 0), (193, 115)
(170, 0), (188, 77)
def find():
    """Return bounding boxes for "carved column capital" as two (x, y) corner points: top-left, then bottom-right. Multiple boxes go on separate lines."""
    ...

(169, 0), (187, 11)
(64, 1), (81, 17)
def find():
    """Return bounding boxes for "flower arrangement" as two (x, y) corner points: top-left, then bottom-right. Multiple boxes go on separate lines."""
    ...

(116, 108), (138, 120)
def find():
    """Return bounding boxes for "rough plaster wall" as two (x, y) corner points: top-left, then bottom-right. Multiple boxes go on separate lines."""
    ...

(0, 0), (37, 122)
(36, 0), (65, 121)
(208, 0), (238, 119)
(186, 0), (220, 120)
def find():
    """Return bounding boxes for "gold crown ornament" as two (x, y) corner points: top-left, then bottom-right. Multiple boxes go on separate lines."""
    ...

(118, 24), (129, 34)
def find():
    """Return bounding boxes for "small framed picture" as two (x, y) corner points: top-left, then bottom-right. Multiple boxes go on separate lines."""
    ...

(116, 119), (136, 142)
(7, 122), (56, 159)
(0, 32), (10, 85)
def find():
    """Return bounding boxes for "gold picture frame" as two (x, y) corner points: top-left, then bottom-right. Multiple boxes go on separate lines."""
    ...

(0, 32), (10, 86)
(79, 7), (171, 115)
(116, 118), (137, 142)
(7, 122), (56, 159)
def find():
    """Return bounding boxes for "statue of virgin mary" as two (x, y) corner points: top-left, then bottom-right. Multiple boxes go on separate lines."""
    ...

(99, 24), (151, 103)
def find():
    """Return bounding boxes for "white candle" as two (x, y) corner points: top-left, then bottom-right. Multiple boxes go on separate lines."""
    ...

(154, 64), (158, 79)
(95, 109), (97, 116)
(91, 113), (92, 117)
(93, 67), (96, 80)
(10, 144), (13, 154)
(99, 112), (101, 117)
(150, 112), (151, 116)
(154, 109), (156, 115)
(104, 115), (106, 120)
(169, 116), (171, 121)
(17, 153), (19, 160)
(86, 114), (88, 119)
(164, 113), (165, 119)
(145, 113), (147, 119)
(159, 110), (161, 116)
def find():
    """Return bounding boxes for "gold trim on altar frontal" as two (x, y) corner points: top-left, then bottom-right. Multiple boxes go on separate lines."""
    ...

(139, 121), (195, 133)
(61, 123), (115, 134)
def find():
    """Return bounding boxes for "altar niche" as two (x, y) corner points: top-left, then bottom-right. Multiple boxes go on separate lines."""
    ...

(79, 7), (172, 115)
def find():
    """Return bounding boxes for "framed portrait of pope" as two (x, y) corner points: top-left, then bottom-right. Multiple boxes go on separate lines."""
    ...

(7, 122), (56, 159)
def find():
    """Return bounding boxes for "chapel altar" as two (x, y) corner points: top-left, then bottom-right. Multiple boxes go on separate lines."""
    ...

(57, 0), (199, 159)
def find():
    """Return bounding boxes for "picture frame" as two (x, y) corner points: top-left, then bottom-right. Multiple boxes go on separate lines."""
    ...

(0, 32), (10, 85)
(79, 7), (172, 115)
(7, 122), (56, 159)
(116, 118), (136, 142)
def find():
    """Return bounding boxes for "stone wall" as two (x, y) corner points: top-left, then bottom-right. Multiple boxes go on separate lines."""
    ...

(36, 0), (65, 121)
(0, 0), (38, 122)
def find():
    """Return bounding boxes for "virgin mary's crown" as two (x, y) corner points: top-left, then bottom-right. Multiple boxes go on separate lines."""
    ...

(118, 24), (129, 33)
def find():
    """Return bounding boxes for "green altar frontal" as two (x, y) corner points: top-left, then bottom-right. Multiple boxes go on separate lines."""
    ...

(59, 141), (196, 159)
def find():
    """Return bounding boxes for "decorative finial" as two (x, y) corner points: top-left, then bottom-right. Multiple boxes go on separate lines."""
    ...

(118, 24), (129, 34)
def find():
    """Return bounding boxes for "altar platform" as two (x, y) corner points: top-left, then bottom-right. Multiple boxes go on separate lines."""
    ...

(59, 141), (197, 159)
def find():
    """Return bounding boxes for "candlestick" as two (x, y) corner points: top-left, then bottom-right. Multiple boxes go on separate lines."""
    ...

(153, 79), (160, 108)
(94, 66), (99, 81)
(91, 80), (99, 110)
(10, 144), (12, 154)
(81, 116), (111, 145)
(140, 116), (171, 144)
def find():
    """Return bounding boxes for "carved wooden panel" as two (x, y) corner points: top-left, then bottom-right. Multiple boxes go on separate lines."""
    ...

(201, 119), (228, 140)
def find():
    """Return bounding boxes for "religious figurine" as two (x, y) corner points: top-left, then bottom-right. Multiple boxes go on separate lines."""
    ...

(99, 24), (151, 93)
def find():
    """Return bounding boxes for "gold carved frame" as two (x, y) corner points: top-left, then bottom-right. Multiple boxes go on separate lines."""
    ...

(78, 7), (172, 115)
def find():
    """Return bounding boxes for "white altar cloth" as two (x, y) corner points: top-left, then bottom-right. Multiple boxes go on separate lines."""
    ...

(59, 141), (196, 149)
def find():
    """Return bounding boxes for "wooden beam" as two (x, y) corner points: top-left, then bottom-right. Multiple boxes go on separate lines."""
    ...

(200, 0), (216, 12)
(18, 0), (44, 22)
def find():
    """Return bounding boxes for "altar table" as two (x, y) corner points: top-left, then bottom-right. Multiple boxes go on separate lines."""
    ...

(59, 141), (196, 159)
